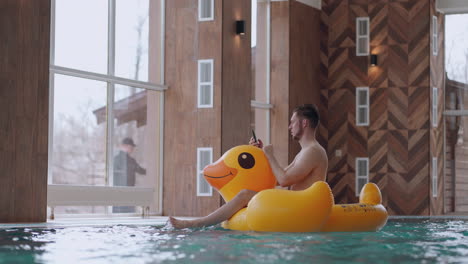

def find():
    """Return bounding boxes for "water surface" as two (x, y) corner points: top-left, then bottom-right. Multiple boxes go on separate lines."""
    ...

(1, 219), (468, 263)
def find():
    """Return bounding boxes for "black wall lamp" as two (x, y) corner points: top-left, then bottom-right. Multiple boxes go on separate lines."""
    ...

(236, 20), (245, 35)
(370, 54), (378, 66)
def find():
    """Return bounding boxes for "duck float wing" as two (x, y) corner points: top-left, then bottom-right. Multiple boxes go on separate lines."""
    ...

(245, 181), (334, 232)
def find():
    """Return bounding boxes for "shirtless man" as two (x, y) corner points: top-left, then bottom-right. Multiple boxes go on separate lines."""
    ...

(169, 104), (328, 229)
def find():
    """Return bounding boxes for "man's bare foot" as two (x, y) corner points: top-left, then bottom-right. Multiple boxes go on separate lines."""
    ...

(169, 216), (198, 229)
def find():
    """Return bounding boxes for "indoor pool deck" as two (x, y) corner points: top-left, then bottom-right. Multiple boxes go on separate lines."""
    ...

(0, 217), (171, 229)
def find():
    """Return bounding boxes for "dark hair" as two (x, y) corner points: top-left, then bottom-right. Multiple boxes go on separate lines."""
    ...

(122, 137), (136, 147)
(293, 104), (320, 129)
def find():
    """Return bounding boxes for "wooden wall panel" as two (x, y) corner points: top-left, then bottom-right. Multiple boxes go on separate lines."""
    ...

(319, 6), (329, 155)
(328, 89), (351, 174)
(221, 0), (251, 153)
(163, 0), (222, 216)
(269, 1), (322, 167)
(0, 0), (50, 222)
(164, 0), (196, 216)
(164, 0), (251, 217)
(270, 2), (290, 168)
(0, 1), (16, 222)
(288, 2), (323, 162)
(322, 0), (437, 214)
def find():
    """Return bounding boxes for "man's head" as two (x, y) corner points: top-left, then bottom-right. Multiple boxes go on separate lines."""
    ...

(121, 137), (136, 153)
(289, 104), (320, 140)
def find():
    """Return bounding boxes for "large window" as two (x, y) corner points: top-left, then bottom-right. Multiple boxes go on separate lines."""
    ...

(444, 14), (468, 213)
(48, 0), (165, 217)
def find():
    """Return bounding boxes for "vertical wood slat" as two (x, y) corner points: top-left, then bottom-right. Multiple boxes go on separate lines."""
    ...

(270, 1), (290, 168)
(289, 2), (323, 163)
(0, 0), (50, 222)
(429, 2), (445, 215)
(221, 0), (252, 153)
(269, 1), (323, 168)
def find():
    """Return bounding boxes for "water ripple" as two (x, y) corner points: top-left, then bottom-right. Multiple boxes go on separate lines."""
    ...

(1, 219), (468, 263)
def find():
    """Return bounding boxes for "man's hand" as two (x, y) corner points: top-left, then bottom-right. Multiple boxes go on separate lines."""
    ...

(263, 144), (274, 157)
(249, 137), (264, 148)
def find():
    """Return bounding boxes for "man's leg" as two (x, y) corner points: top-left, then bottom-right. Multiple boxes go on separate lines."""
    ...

(169, 189), (257, 229)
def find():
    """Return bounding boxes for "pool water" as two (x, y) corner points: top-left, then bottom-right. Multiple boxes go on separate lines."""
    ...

(1, 218), (468, 263)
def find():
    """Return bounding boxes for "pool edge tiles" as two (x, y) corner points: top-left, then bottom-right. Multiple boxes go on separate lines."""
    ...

(388, 215), (468, 220)
(2, 215), (468, 229)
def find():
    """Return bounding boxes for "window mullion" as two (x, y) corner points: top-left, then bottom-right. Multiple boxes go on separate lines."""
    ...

(106, 0), (117, 187)
(106, 83), (115, 187)
(50, 0), (56, 66)
(50, 65), (166, 90)
(108, 0), (116, 76)
(48, 0), (56, 185)
(265, 1), (272, 144)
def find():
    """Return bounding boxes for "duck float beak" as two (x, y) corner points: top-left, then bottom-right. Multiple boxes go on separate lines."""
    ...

(203, 159), (238, 190)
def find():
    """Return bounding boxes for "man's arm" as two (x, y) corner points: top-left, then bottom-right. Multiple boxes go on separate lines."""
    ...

(263, 145), (319, 187)
(136, 164), (146, 175)
(130, 157), (146, 175)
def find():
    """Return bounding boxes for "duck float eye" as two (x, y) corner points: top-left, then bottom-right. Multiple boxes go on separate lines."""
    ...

(238, 152), (255, 169)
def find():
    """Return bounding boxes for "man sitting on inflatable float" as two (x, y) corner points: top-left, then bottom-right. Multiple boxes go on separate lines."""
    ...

(169, 104), (387, 232)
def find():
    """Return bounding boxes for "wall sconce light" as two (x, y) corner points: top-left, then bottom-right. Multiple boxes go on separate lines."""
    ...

(236, 20), (245, 35)
(370, 54), (378, 66)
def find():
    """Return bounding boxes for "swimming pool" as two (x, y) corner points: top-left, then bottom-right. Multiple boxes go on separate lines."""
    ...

(1, 218), (468, 263)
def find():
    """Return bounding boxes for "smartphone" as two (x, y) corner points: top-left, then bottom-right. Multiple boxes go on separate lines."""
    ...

(251, 129), (258, 143)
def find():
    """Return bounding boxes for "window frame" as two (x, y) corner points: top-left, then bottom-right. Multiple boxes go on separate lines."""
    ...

(355, 157), (369, 197)
(198, 0), (214, 21)
(356, 87), (370, 126)
(48, 0), (166, 217)
(356, 17), (370, 56)
(197, 147), (213, 196)
(197, 59), (214, 108)
(432, 157), (438, 197)
(432, 87), (438, 127)
(432, 15), (438, 56)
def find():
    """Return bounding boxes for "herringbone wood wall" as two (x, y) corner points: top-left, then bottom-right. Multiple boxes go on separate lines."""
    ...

(320, 0), (444, 215)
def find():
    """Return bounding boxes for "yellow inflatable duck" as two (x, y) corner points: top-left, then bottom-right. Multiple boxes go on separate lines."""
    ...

(203, 145), (333, 232)
(203, 145), (388, 232)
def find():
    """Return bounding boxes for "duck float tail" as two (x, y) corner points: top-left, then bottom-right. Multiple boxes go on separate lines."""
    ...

(320, 183), (388, 232)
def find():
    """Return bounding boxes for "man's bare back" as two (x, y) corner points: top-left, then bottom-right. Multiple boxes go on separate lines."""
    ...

(263, 138), (327, 191)
(288, 142), (327, 191)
